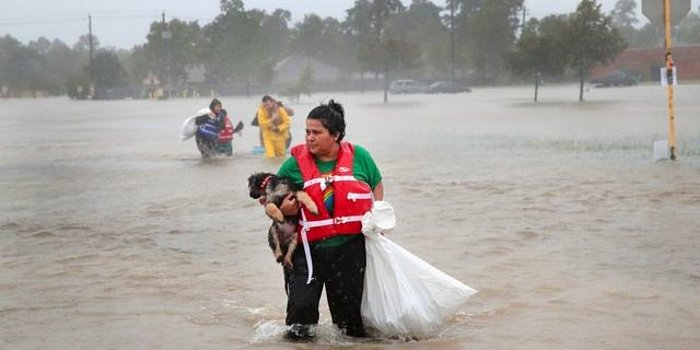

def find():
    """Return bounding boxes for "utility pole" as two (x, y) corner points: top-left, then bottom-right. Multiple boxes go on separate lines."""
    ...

(88, 13), (94, 99)
(161, 11), (172, 98)
(521, 6), (527, 34)
(642, 0), (689, 161)
(449, 0), (455, 85)
(663, 0), (677, 160)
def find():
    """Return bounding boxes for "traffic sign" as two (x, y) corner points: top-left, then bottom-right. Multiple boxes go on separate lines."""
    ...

(642, 0), (691, 26)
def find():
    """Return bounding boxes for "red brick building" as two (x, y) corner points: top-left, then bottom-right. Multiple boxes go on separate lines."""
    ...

(592, 45), (700, 82)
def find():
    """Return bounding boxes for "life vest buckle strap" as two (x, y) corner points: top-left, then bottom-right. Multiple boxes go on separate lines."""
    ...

(300, 216), (364, 227)
(334, 215), (364, 224)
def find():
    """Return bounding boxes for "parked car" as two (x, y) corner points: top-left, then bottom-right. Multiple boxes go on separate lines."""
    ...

(389, 79), (428, 94)
(590, 71), (638, 87)
(428, 81), (472, 94)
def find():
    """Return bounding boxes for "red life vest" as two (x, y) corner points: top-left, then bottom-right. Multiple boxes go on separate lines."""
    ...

(217, 116), (234, 143)
(292, 142), (374, 242)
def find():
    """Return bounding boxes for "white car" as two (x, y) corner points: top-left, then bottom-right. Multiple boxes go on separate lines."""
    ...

(389, 79), (428, 94)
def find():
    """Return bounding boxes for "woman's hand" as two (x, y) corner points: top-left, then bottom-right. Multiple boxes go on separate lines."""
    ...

(279, 193), (300, 216)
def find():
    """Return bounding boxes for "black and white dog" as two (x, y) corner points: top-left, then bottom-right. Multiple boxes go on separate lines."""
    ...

(247, 172), (318, 268)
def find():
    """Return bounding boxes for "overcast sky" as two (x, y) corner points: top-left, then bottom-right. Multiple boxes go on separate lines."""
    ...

(1, 0), (697, 49)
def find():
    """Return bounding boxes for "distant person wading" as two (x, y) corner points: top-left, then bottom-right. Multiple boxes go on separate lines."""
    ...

(256, 95), (291, 158)
(194, 98), (241, 157)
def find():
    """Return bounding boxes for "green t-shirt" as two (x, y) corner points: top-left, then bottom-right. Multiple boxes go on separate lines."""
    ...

(277, 144), (382, 248)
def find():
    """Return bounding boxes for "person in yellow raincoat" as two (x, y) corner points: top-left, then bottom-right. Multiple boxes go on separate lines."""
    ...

(257, 95), (291, 158)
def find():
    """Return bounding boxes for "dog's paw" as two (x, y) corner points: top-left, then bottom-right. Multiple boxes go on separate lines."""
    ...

(306, 202), (319, 215)
(283, 256), (293, 269)
(295, 191), (319, 215)
(265, 203), (285, 222)
(274, 246), (284, 263)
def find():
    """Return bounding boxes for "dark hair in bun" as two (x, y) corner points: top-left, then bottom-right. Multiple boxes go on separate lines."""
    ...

(307, 99), (346, 142)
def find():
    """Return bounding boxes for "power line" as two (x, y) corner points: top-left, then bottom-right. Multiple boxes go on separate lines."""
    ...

(0, 17), (86, 26)
(0, 10), (218, 27)
(97, 14), (164, 21)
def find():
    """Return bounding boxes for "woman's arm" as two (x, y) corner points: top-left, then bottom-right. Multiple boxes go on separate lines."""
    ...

(279, 193), (300, 216)
(373, 181), (384, 201)
(257, 107), (273, 129)
(277, 107), (291, 134)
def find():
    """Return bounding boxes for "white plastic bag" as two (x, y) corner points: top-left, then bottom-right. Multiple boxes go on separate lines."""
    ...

(361, 201), (477, 337)
(180, 108), (210, 141)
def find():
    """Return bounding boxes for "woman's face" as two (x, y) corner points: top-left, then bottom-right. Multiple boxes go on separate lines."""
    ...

(305, 118), (337, 156)
(263, 99), (276, 110)
(211, 104), (222, 114)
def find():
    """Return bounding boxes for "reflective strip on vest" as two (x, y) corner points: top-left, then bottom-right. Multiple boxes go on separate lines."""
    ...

(300, 215), (365, 228)
(304, 175), (358, 191)
(298, 214), (365, 284)
(347, 192), (373, 202)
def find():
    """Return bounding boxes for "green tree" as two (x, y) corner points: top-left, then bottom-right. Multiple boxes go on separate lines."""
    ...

(23, 37), (91, 95)
(677, 7), (700, 45)
(610, 0), (638, 28)
(138, 19), (201, 87)
(86, 50), (127, 98)
(469, 0), (522, 83)
(631, 23), (661, 48)
(292, 15), (352, 69)
(73, 33), (99, 52)
(347, 0), (420, 102)
(449, 0), (523, 84)
(201, 0), (247, 82)
(567, 0), (626, 101)
(0, 35), (47, 93)
(508, 16), (569, 102)
(44, 39), (86, 94)
(282, 65), (314, 103)
(610, 0), (640, 47)
(375, 34), (422, 102)
(260, 9), (293, 63)
(348, 0), (405, 76)
(200, 0), (277, 94)
(345, 0), (374, 78)
(386, 0), (448, 78)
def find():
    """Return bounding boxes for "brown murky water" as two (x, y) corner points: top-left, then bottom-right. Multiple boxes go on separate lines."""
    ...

(2, 84), (699, 349)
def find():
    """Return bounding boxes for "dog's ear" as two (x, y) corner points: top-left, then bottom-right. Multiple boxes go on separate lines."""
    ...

(248, 172), (264, 186)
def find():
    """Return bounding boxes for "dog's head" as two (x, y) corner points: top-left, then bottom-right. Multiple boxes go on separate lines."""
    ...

(247, 172), (275, 203)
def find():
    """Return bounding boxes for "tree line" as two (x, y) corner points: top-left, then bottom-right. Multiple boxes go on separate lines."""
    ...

(1, 0), (699, 100)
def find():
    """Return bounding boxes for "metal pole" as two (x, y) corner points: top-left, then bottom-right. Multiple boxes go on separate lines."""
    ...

(450, 0), (455, 84)
(161, 11), (170, 98)
(663, 0), (677, 160)
(88, 14), (94, 99)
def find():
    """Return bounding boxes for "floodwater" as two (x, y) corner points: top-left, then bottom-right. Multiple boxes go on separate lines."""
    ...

(1, 84), (699, 349)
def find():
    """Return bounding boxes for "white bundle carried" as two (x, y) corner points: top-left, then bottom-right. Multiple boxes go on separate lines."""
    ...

(179, 108), (211, 141)
(360, 201), (477, 337)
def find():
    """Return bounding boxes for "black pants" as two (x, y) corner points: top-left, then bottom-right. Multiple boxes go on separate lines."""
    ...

(285, 234), (366, 337)
(195, 134), (217, 157)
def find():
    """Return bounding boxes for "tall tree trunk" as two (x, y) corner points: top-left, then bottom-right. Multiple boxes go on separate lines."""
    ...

(383, 69), (389, 103)
(360, 71), (365, 94)
(534, 72), (539, 103)
(578, 65), (584, 102)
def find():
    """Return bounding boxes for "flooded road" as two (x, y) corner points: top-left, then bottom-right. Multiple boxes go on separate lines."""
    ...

(2, 84), (699, 349)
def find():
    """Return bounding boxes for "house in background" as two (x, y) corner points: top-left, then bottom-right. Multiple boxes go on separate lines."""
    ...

(592, 45), (700, 82)
(271, 53), (374, 93)
(273, 53), (345, 85)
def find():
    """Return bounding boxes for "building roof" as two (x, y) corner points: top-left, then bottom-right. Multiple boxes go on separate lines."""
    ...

(273, 53), (343, 82)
